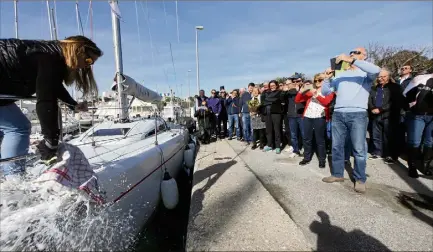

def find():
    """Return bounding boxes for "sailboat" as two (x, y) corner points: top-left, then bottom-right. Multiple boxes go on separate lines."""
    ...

(0, 1), (194, 250)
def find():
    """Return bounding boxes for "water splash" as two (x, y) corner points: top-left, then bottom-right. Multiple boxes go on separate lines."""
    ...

(0, 172), (139, 251)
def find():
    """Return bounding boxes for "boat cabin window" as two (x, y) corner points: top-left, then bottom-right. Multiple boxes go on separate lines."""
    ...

(89, 128), (130, 137)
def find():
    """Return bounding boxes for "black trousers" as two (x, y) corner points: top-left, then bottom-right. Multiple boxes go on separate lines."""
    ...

(265, 113), (282, 148)
(253, 128), (266, 146)
(303, 117), (326, 162)
(371, 116), (398, 158)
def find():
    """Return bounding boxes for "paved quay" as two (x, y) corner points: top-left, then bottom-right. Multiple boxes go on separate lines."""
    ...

(186, 140), (433, 251)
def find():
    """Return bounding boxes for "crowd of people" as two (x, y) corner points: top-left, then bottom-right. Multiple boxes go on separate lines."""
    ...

(194, 47), (433, 193)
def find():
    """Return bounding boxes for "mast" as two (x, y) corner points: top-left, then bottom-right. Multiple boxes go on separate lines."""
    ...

(14, 0), (23, 109)
(110, 0), (128, 121)
(46, 0), (53, 39)
(50, 7), (63, 141)
(75, 0), (84, 35)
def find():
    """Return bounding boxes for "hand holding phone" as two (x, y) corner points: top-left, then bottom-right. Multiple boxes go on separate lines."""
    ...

(330, 57), (343, 71)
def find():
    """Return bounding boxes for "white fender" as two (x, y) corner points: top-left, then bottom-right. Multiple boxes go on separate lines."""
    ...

(184, 144), (195, 169)
(160, 171), (179, 210)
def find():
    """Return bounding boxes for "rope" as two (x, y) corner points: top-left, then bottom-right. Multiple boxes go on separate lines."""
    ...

(112, 143), (185, 203)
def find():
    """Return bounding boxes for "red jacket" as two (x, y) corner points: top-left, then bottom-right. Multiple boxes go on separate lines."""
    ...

(294, 90), (335, 121)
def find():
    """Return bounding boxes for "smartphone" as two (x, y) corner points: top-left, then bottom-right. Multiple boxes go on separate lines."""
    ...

(330, 57), (343, 71)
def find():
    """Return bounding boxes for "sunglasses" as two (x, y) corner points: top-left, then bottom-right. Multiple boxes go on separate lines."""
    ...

(314, 79), (323, 83)
(349, 51), (362, 55)
(211, 92), (216, 94)
(85, 57), (94, 66)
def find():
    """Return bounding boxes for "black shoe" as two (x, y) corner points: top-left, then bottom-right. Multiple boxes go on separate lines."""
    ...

(228, 137), (232, 140)
(408, 147), (420, 178)
(319, 161), (326, 168)
(369, 155), (380, 160)
(251, 144), (257, 150)
(422, 147), (433, 176)
(246, 141), (251, 145)
(299, 159), (310, 166)
(259, 145), (264, 150)
(384, 157), (394, 165)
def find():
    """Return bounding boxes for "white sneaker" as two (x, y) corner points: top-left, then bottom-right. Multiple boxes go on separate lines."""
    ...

(285, 146), (294, 153)
(288, 153), (297, 158)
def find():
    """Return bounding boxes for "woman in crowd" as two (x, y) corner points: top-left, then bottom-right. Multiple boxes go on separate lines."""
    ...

(262, 80), (287, 154)
(218, 89), (228, 138)
(225, 90), (241, 140)
(295, 75), (335, 168)
(404, 74), (433, 178)
(0, 35), (102, 175)
(249, 87), (266, 150)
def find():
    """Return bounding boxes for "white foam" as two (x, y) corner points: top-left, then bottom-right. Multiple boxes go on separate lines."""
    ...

(0, 171), (138, 251)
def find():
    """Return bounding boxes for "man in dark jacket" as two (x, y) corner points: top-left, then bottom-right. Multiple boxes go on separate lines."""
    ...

(239, 83), (254, 144)
(207, 89), (221, 138)
(225, 90), (241, 140)
(368, 69), (404, 163)
(195, 89), (208, 109)
(0, 36), (102, 176)
(286, 73), (306, 156)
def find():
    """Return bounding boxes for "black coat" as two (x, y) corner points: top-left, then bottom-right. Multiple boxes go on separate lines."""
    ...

(368, 82), (404, 120)
(0, 38), (77, 145)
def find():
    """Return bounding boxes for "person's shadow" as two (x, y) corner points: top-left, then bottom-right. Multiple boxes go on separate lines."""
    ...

(309, 211), (391, 251)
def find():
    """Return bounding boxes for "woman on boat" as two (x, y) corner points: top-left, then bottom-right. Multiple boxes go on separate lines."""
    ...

(0, 35), (103, 175)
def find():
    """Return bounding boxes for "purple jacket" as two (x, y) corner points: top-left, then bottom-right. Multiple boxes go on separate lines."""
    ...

(207, 97), (222, 115)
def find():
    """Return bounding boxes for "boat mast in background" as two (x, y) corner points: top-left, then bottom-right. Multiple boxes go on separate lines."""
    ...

(46, 0), (53, 39)
(110, 0), (128, 122)
(14, 0), (23, 109)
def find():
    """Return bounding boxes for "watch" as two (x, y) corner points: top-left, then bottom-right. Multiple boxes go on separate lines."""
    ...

(350, 58), (356, 65)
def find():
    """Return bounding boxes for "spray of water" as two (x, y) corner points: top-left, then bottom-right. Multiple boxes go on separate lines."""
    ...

(0, 171), (141, 251)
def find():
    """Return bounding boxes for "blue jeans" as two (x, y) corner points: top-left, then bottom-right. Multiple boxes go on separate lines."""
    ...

(241, 113), (252, 142)
(0, 103), (31, 175)
(288, 116), (304, 153)
(406, 112), (433, 148)
(228, 114), (240, 138)
(331, 111), (368, 183)
(329, 121), (353, 161)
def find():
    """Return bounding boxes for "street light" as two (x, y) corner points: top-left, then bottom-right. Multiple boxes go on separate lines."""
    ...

(195, 25), (204, 97)
(187, 69), (192, 108)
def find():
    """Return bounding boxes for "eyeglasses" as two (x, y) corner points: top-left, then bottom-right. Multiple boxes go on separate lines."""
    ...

(293, 80), (302, 83)
(211, 92), (216, 94)
(349, 51), (362, 55)
(314, 79), (323, 83)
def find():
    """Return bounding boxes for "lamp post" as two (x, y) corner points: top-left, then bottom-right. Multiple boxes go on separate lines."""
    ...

(195, 25), (204, 97)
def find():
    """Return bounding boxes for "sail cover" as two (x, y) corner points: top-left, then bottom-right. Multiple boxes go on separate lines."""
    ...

(111, 74), (162, 102)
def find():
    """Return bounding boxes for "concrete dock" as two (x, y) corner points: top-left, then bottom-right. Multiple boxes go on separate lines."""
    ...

(186, 140), (433, 251)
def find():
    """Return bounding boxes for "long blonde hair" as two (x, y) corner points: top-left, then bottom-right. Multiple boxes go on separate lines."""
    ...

(59, 35), (103, 98)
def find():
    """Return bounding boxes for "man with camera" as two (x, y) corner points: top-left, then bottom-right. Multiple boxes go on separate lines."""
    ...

(321, 47), (381, 193)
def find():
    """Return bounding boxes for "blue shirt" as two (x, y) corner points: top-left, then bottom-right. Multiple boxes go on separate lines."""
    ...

(322, 60), (380, 112)
(375, 85), (383, 108)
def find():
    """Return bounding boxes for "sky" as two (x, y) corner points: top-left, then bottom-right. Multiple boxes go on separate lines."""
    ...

(0, 1), (432, 98)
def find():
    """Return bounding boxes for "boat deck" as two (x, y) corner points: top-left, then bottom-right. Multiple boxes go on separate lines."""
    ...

(186, 140), (433, 251)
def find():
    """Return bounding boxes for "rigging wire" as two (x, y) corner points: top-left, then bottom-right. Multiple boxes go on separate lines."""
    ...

(162, 0), (168, 29)
(175, 0), (180, 43)
(134, 0), (143, 66)
(53, 0), (59, 37)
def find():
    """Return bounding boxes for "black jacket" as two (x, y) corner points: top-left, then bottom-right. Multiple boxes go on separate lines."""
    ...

(286, 88), (305, 117)
(368, 82), (404, 120)
(0, 39), (77, 145)
(262, 90), (288, 114)
(405, 77), (433, 115)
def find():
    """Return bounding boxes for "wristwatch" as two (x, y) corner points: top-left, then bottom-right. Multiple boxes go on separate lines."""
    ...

(350, 58), (356, 65)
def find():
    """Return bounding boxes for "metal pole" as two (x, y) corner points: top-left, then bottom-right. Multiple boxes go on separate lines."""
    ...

(14, 0), (23, 110)
(110, 0), (127, 121)
(187, 70), (191, 110)
(195, 29), (200, 96)
(46, 0), (53, 39)
(14, 0), (18, 38)
(75, 0), (84, 35)
(50, 7), (62, 141)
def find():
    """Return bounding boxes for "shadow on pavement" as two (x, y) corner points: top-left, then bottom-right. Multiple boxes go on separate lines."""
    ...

(309, 211), (391, 252)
